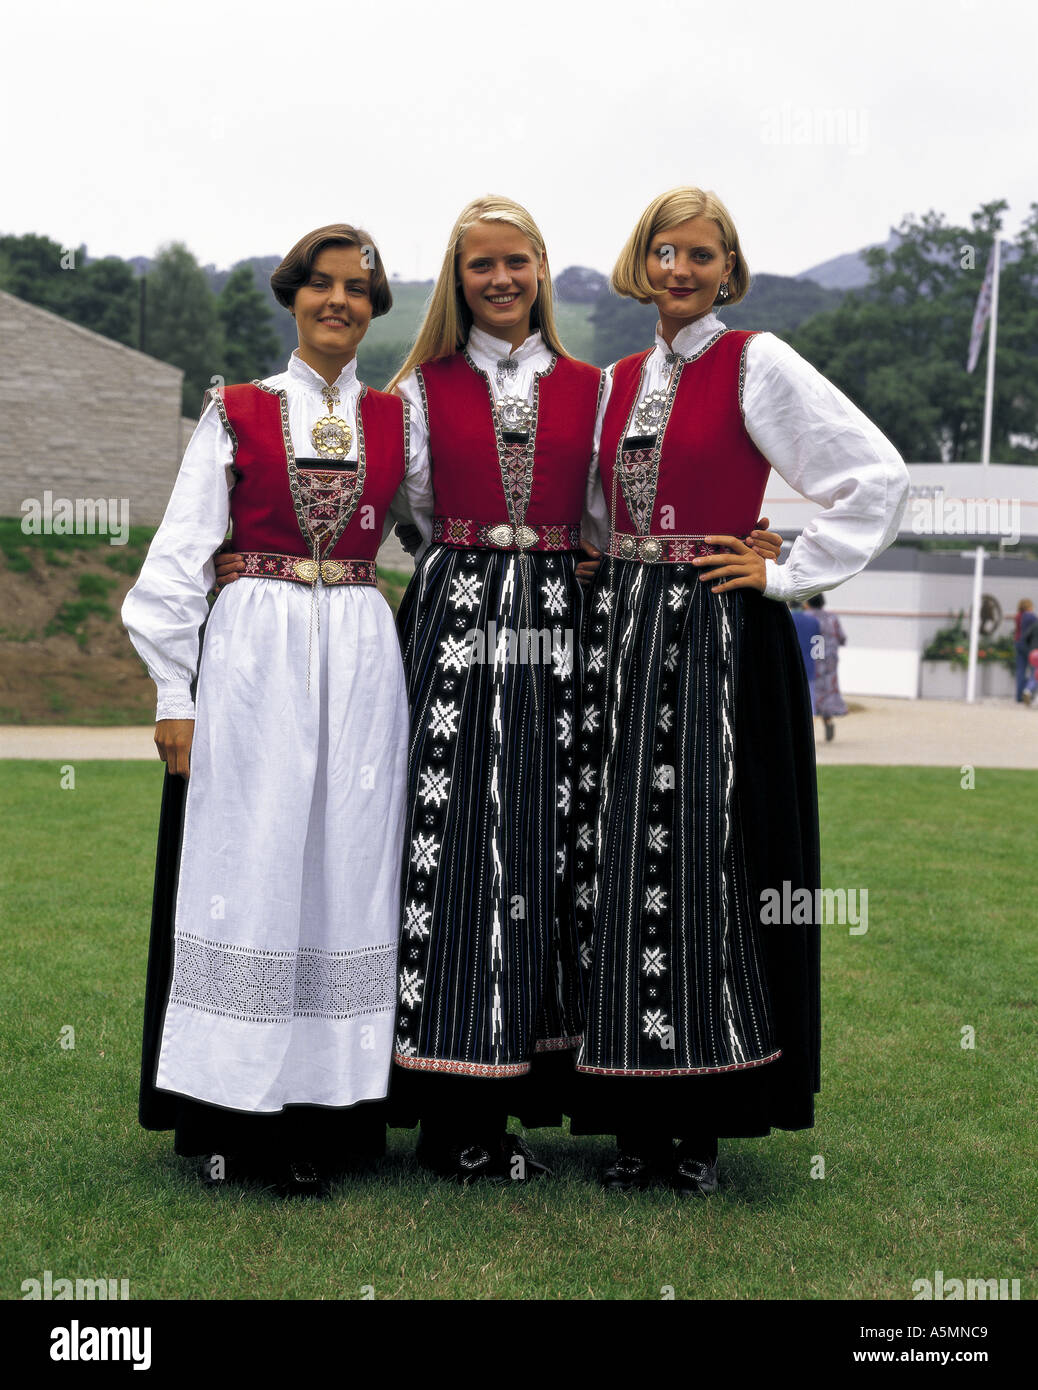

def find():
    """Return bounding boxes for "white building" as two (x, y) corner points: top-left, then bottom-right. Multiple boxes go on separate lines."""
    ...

(762, 463), (1038, 697)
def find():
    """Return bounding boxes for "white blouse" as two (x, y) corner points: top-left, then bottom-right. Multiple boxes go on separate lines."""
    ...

(122, 351), (432, 720)
(582, 312), (909, 602)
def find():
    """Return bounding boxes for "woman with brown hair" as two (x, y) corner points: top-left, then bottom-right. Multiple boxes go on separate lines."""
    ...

(124, 223), (431, 1196)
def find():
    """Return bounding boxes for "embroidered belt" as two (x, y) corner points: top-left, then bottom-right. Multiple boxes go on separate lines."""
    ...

(238, 551), (377, 586)
(607, 532), (743, 564)
(432, 517), (581, 551)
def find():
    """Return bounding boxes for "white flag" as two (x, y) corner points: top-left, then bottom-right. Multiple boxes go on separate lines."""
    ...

(966, 245), (996, 373)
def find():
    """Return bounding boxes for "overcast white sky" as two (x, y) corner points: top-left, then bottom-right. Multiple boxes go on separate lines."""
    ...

(3, 0), (1035, 280)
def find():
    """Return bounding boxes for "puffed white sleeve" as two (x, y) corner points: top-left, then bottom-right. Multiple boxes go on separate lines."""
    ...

(121, 401), (234, 720)
(386, 371), (434, 560)
(580, 364), (614, 553)
(742, 334), (910, 604)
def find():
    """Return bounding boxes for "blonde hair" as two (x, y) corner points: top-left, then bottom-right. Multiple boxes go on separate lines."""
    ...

(388, 195), (569, 391)
(612, 186), (750, 306)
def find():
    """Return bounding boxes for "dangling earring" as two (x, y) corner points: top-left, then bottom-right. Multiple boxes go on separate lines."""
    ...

(716, 281), (730, 302)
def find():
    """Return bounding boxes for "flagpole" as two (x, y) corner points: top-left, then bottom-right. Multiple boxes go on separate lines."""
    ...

(965, 544), (985, 704)
(980, 234), (1001, 468)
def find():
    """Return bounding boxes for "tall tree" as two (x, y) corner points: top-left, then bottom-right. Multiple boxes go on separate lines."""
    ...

(791, 201), (1038, 463)
(69, 256), (137, 346)
(218, 263), (281, 383)
(147, 242), (225, 414)
(0, 231), (83, 315)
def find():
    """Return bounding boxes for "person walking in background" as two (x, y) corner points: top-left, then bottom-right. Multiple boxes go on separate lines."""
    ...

(1014, 599), (1037, 702)
(807, 593), (847, 741)
(1022, 648), (1038, 705)
(791, 600), (821, 715)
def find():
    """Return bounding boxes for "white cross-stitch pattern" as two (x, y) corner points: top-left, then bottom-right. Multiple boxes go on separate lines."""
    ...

(411, 834), (440, 873)
(541, 578), (566, 615)
(642, 1008), (671, 1042)
(449, 571), (483, 611)
(647, 824), (669, 853)
(403, 902), (432, 939)
(429, 700), (460, 739)
(439, 634), (473, 672)
(418, 768), (450, 806)
(644, 885), (667, 915)
(399, 969), (424, 1008)
(642, 946), (667, 977)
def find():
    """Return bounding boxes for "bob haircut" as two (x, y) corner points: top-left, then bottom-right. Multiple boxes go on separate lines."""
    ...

(387, 194), (568, 392)
(270, 223), (393, 318)
(612, 187), (750, 307)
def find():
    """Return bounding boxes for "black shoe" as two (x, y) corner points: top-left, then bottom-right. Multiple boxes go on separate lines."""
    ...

(671, 1149), (719, 1197)
(501, 1134), (551, 1181)
(449, 1142), (504, 1183)
(272, 1158), (330, 1199)
(602, 1143), (673, 1192)
(416, 1133), (502, 1183)
(824, 719), (835, 742)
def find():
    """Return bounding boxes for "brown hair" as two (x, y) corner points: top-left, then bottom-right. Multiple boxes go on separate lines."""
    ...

(270, 224), (393, 317)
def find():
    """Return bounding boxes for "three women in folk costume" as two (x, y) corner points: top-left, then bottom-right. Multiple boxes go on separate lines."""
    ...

(128, 186), (905, 1196)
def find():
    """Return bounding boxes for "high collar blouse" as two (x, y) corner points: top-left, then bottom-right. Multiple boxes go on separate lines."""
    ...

(464, 326), (554, 403)
(583, 312), (910, 603)
(396, 327), (554, 426)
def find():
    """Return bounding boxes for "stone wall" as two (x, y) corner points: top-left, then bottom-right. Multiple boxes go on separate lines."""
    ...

(0, 290), (184, 529)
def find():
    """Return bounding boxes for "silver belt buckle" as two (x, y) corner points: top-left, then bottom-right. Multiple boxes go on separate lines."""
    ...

(638, 537), (662, 563)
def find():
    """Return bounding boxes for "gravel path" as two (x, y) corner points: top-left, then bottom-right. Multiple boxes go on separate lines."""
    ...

(1, 697), (1035, 767)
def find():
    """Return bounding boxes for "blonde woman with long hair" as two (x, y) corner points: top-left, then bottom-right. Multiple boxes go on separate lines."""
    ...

(570, 187), (909, 1195)
(382, 195), (603, 1181)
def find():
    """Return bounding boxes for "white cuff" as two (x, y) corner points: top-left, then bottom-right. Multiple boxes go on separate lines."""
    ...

(763, 557), (796, 603)
(155, 678), (196, 722)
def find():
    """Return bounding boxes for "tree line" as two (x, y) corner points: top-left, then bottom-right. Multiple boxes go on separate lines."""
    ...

(0, 235), (279, 415)
(2, 200), (1035, 462)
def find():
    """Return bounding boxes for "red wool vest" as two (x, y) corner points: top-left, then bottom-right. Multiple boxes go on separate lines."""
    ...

(598, 331), (771, 538)
(215, 382), (406, 561)
(418, 352), (601, 532)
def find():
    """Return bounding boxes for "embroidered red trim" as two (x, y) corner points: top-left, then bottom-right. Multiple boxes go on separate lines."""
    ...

(238, 551), (378, 586)
(607, 532), (744, 564)
(432, 518), (580, 550)
(393, 1051), (532, 1078)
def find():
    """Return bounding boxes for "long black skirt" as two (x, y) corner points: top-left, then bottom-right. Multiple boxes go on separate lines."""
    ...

(138, 771), (386, 1162)
(568, 562), (820, 1139)
(387, 543), (585, 1130)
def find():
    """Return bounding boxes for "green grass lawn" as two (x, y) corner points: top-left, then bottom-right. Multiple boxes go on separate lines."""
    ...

(1, 763), (1034, 1301)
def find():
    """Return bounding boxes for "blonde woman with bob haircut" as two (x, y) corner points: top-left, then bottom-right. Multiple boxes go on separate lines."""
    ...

(569, 186), (909, 1195)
